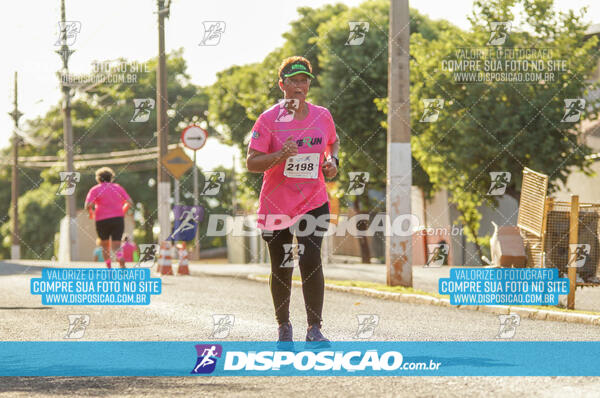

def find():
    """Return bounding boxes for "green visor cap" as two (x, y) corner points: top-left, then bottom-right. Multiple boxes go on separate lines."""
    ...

(281, 61), (315, 79)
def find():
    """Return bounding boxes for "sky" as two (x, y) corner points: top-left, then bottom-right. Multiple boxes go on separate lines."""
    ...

(1, 0), (598, 170)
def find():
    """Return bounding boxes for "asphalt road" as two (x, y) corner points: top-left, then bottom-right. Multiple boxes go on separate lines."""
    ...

(2, 262), (600, 397)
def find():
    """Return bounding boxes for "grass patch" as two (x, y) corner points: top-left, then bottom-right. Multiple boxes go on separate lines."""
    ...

(515, 305), (600, 316)
(317, 278), (443, 299)
(258, 274), (442, 298)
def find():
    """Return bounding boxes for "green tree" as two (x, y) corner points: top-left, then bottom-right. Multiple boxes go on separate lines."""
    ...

(0, 182), (62, 259)
(410, 0), (599, 255)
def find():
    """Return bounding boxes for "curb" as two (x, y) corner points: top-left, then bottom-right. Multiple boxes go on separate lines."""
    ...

(246, 274), (600, 326)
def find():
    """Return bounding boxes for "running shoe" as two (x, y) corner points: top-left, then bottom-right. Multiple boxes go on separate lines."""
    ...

(278, 321), (293, 341)
(277, 322), (294, 350)
(305, 323), (331, 348)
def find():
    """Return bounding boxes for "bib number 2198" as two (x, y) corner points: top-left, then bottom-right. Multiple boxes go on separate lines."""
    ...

(284, 153), (319, 179)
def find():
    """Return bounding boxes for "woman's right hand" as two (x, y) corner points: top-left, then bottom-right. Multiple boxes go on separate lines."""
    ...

(279, 136), (298, 159)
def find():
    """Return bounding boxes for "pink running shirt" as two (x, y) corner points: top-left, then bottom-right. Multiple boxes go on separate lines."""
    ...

(248, 101), (337, 230)
(85, 182), (131, 221)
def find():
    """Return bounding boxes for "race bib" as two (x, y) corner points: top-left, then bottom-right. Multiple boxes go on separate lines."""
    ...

(284, 153), (320, 179)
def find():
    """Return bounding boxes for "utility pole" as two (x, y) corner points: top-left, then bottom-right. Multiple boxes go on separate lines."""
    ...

(56, 0), (77, 261)
(231, 155), (237, 214)
(156, 0), (171, 244)
(192, 150), (200, 260)
(9, 72), (23, 260)
(173, 178), (180, 205)
(386, 0), (412, 287)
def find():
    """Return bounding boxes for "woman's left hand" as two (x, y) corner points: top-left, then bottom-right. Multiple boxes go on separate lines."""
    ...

(322, 160), (338, 179)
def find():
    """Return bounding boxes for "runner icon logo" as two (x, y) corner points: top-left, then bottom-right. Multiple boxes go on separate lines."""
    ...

(210, 314), (235, 339)
(199, 21), (226, 46)
(201, 172), (225, 196)
(487, 21), (511, 46)
(420, 99), (444, 123)
(569, 243), (590, 268)
(561, 99), (586, 122)
(425, 243), (449, 267)
(275, 99), (299, 123)
(65, 314), (90, 339)
(55, 21), (81, 46)
(191, 344), (222, 374)
(281, 244), (304, 268)
(56, 172), (80, 196)
(354, 314), (379, 339)
(487, 171), (511, 195)
(169, 206), (203, 241)
(346, 22), (369, 46)
(347, 172), (370, 195)
(130, 98), (155, 122)
(136, 244), (159, 267)
(496, 314), (520, 339)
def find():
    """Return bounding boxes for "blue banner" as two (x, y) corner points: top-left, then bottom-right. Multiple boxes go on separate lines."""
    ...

(2, 341), (600, 376)
(439, 268), (569, 305)
(30, 268), (161, 305)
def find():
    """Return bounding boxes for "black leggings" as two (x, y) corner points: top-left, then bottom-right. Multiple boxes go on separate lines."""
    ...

(262, 202), (329, 327)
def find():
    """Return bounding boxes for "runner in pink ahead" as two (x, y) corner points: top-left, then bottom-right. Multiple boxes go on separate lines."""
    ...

(85, 167), (134, 269)
(86, 180), (131, 221)
(246, 56), (340, 347)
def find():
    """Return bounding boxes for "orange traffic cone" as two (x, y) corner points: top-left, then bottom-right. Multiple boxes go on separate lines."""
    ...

(157, 241), (174, 275)
(176, 242), (190, 276)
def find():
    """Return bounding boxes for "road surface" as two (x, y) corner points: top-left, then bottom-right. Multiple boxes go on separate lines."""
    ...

(1, 261), (600, 397)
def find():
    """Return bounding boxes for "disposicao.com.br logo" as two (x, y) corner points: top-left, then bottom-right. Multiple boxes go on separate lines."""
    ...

(190, 343), (441, 376)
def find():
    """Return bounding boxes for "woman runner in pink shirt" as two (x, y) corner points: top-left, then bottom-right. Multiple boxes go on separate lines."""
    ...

(246, 56), (340, 347)
(85, 167), (134, 269)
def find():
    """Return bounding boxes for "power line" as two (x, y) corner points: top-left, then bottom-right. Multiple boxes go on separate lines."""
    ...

(1, 144), (179, 169)
(14, 143), (178, 162)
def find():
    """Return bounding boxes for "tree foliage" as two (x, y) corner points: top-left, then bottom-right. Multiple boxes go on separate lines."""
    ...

(0, 182), (62, 259)
(411, 0), (599, 248)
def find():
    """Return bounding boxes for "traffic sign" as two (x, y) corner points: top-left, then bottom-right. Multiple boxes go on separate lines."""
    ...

(161, 147), (193, 179)
(181, 125), (208, 150)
